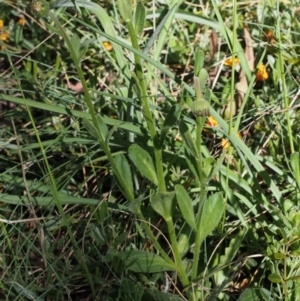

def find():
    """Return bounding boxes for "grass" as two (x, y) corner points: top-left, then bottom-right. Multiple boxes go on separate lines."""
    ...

(1, 0), (300, 300)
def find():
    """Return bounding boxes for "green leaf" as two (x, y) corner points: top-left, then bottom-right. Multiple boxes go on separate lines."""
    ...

(291, 152), (300, 190)
(198, 192), (224, 246)
(259, 288), (274, 301)
(268, 273), (282, 283)
(83, 117), (100, 140)
(128, 144), (158, 186)
(118, 250), (175, 273)
(199, 68), (209, 94)
(184, 149), (201, 182)
(237, 288), (261, 301)
(151, 191), (176, 221)
(160, 104), (181, 145)
(175, 185), (196, 230)
(96, 115), (108, 140)
(177, 224), (194, 257)
(117, 0), (132, 22)
(273, 252), (285, 260)
(134, 2), (146, 37)
(70, 34), (81, 60)
(144, 288), (184, 301)
(179, 120), (198, 158)
(114, 154), (134, 199)
(194, 50), (205, 77)
(203, 157), (215, 178)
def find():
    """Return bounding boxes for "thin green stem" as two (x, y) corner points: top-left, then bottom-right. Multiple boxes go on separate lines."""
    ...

(137, 211), (174, 266)
(166, 218), (190, 287)
(277, 22), (294, 154)
(47, 12), (172, 282)
(191, 181), (206, 281)
(48, 11), (135, 202)
(127, 20), (166, 192)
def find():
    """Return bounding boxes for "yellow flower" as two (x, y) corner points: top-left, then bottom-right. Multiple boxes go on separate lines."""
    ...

(256, 63), (268, 81)
(206, 115), (218, 127)
(0, 19), (3, 31)
(18, 18), (26, 26)
(103, 41), (113, 51)
(224, 56), (239, 67)
(0, 31), (9, 42)
(221, 132), (242, 151)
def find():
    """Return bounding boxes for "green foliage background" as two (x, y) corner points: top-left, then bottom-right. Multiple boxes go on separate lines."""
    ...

(1, 0), (300, 300)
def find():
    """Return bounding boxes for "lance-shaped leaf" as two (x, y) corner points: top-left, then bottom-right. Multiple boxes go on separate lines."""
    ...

(151, 191), (176, 221)
(291, 152), (300, 190)
(175, 185), (196, 230)
(197, 192), (224, 246)
(117, 250), (175, 273)
(114, 154), (134, 200)
(134, 2), (145, 37)
(179, 120), (198, 158)
(160, 104), (181, 145)
(128, 144), (158, 186)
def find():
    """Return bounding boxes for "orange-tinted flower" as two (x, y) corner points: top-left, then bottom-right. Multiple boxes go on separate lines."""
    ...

(206, 115), (218, 127)
(256, 63), (268, 81)
(266, 30), (275, 44)
(18, 18), (26, 26)
(0, 19), (3, 31)
(103, 41), (113, 51)
(0, 31), (9, 42)
(224, 56), (239, 67)
(221, 132), (242, 151)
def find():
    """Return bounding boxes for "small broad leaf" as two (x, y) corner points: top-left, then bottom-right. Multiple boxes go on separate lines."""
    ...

(134, 2), (146, 37)
(184, 149), (202, 182)
(160, 104), (181, 145)
(237, 288), (261, 301)
(291, 152), (300, 189)
(273, 252), (285, 260)
(199, 68), (209, 94)
(198, 192), (224, 246)
(194, 50), (205, 77)
(203, 157), (215, 178)
(259, 288), (274, 301)
(83, 117), (100, 140)
(179, 120), (198, 158)
(117, 0), (132, 22)
(175, 185), (196, 230)
(96, 115), (108, 140)
(105, 123), (119, 144)
(114, 154), (134, 199)
(128, 144), (158, 186)
(151, 191), (176, 221)
(268, 273), (282, 283)
(83, 116), (108, 142)
(177, 224), (194, 257)
(70, 34), (81, 60)
(118, 250), (175, 273)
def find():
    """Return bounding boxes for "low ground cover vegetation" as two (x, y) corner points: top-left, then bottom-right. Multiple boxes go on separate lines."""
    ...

(1, 0), (300, 300)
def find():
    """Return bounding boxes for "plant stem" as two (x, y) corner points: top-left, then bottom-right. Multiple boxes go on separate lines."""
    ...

(192, 116), (207, 281)
(48, 11), (135, 202)
(127, 20), (166, 192)
(47, 12), (173, 279)
(166, 218), (190, 287)
(277, 22), (294, 154)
